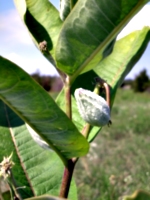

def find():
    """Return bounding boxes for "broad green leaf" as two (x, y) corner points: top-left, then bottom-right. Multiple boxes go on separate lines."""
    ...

(55, 0), (148, 77)
(94, 27), (150, 105)
(0, 100), (77, 199)
(0, 56), (89, 162)
(123, 189), (150, 200)
(26, 195), (67, 200)
(14, 0), (62, 62)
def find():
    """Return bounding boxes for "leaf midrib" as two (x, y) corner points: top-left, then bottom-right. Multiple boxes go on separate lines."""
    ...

(1, 95), (67, 165)
(3, 103), (35, 196)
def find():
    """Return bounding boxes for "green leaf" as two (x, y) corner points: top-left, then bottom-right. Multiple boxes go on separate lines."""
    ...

(94, 26), (150, 105)
(0, 56), (89, 162)
(14, 0), (62, 61)
(123, 189), (150, 200)
(0, 101), (32, 199)
(0, 101), (77, 199)
(55, 0), (148, 77)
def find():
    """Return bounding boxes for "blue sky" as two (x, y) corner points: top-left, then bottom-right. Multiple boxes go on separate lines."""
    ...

(0, 1), (150, 79)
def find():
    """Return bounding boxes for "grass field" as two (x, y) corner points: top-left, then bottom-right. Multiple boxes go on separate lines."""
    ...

(74, 89), (150, 200)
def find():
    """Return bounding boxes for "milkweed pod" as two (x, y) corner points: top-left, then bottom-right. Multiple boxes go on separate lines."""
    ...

(26, 123), (52, 151)
(74, 88), (111, 127)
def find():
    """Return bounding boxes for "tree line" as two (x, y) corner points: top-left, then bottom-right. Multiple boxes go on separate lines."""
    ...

(31, 71), (63, 92)
(31, 69), (150, 93)
(122, 69), (150, 92)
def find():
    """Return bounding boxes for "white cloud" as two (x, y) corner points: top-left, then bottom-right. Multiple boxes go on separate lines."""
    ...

(5, 52), (59, 76)
(0, 9), (32, 46)
(6, 52), (23, 64)
(118, 4), (150, 39)
(0, 8), (59, 76)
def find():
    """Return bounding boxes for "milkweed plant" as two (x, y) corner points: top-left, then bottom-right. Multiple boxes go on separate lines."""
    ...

(0, 0), (150, 199)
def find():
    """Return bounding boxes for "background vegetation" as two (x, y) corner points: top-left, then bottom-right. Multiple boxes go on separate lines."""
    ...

(122, 69), (150, 92)
(32, 69), (150, 93)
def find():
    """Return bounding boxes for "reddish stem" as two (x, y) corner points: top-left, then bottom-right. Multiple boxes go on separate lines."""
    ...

(103, 82), (111, 108)
(81, 123), (91, 138)
(95, 77), (111, 108)
(59, 159), (75, 198)
(59, 76), (74, 198)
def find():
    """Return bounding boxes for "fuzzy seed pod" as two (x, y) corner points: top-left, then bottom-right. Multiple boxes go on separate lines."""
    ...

(74, 88), (111, 127)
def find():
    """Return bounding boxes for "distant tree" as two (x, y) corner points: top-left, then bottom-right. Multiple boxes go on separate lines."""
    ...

(31, 71), (63, 92)
(132, 69), (150, 92)
(120, 79), (133, 88)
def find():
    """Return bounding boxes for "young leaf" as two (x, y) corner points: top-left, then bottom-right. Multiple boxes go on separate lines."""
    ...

(0, 101), (77, 199)
(0, 56), (89, 162)
(89, 27), (150, 141)
(94, 27), (150, 105)
(55, 0), (148, 77)
(14, 0), (63, 62)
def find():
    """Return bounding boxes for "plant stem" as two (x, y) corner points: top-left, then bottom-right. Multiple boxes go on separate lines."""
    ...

(9, 169), (22, 200)
(59, 76), (74, 198)
(81, 123), (91, 139)
(103, 82), (111, 107)
(59, 159), (75, 198)
(94, 77), (111, 108)
(65, 76), (72, 119)
(60, 77), (92, 197)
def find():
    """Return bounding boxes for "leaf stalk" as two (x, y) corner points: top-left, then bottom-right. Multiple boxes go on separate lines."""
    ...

(59, 159), (75, 198)
(64, 76), (72, 120)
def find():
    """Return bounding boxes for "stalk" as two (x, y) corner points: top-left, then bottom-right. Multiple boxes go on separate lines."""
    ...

(81, 123), (91, 139)
(59, 159), (75, 198)
(94, 77), (111, 107)
(103, 82), (111, 107)
(64, 76), (72, 119)
(59, 76), (74, 198)
(9, 169), (22, 200)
